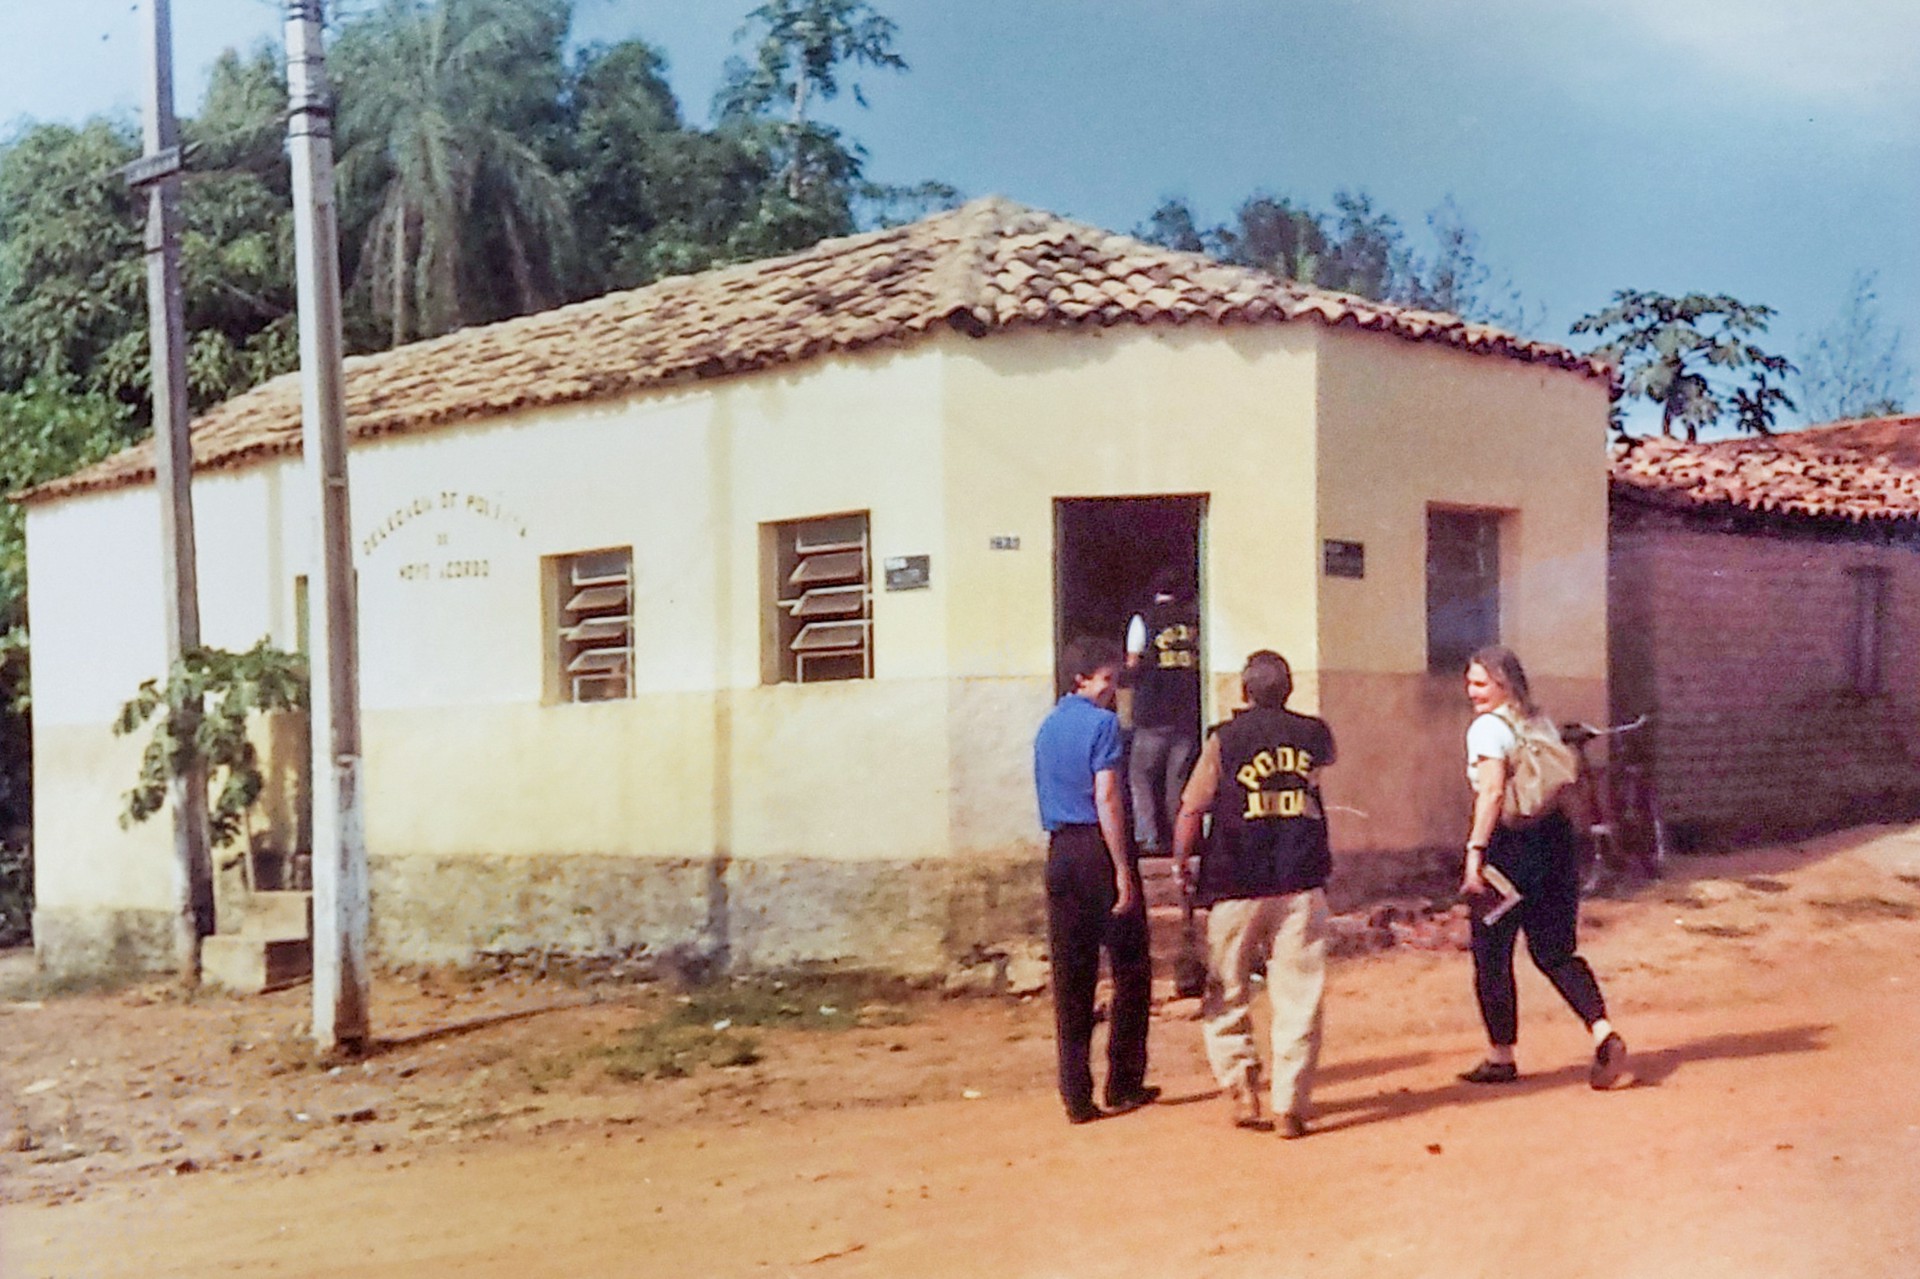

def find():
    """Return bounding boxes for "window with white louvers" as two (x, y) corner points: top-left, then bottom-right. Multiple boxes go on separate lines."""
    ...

(772, 514), (872, 683)
(552, 548), (633, 702)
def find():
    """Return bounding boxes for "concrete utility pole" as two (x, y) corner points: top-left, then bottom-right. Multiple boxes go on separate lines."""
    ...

(129, 0), (213, 984)
(285, 0), (369, 1053)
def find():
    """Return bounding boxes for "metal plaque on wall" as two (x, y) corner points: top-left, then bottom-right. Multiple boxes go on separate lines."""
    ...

(1322, 539), (1365, 579)
(884, 555), (931, 591)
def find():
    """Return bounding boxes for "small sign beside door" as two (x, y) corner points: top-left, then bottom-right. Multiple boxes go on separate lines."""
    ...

(884, 555), (931, 591)
(1323, 539), (1365, 579)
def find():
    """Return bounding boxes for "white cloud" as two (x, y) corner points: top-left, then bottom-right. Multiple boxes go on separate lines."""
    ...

(1555, 0), (1920, 106)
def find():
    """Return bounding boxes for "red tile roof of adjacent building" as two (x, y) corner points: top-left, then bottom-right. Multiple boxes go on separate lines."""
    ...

(22, 196), (1610, 504)
(1610, 415), (1920, 523)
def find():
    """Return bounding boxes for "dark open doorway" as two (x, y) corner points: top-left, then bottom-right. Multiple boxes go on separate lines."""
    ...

(1053, 495), (1206, 701)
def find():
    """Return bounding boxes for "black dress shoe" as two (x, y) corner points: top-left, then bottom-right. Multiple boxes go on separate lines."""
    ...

(1065, 1101), (1103, 1125)
(1104, 1085), (1161, 1113)
(1457, 1060), (1520, 1085)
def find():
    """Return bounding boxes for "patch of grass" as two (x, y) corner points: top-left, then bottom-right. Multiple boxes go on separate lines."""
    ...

(598, 970), (917, 1083)
(670, 971), (918, 1034)
(604, 1023), (762, 1081)
(1809, 895), (1920, 921)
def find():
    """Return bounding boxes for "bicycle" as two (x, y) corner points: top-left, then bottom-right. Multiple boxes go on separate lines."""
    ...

(1558, 714), (1671, 892)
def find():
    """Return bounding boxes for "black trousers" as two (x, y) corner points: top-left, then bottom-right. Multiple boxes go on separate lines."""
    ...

(1045, 825), (1151, 1112)
(1470, 811), (1608, 1047)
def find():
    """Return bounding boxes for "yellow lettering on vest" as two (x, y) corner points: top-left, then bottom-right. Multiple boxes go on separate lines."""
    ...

(1243, 789), (1307, 819)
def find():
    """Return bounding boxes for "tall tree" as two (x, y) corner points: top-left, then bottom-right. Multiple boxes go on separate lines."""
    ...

(716, 0), (906, 201)
(1402, 197), (1535, 333)
(1214, 194), (1330, 285)
(1572, 290), (1795, 440)
(0, 105), (296, 414)
(0, 122), (145, 401)
(332, 0), (575, 345)
(1796, 270), (1913, 422)
(1135, 190), (1533, 330)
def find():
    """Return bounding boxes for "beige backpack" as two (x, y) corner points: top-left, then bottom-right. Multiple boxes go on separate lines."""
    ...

(1493, 706), (1580, 824)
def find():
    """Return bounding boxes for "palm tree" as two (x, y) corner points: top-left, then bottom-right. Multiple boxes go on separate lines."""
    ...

(332, 0), (574, 346)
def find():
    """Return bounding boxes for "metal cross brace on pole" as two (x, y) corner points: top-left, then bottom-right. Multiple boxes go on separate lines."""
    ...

(129, 0), (213, 984)
(285, 0), (369, 1053)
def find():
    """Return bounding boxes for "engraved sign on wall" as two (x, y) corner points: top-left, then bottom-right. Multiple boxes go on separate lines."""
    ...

(360, 489), (530, 583)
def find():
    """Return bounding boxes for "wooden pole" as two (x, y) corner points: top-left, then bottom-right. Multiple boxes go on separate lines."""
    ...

(132, 0), (212, 984)
(285, 0), (368, 1053)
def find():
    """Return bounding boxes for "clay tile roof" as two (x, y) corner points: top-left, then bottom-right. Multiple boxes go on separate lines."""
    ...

(23, 196), (1609, 504)
(1609, 414), (1920, 523)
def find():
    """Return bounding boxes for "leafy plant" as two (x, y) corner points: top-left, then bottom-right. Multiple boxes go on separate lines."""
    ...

(113, 641), (308, 849)
(1571, 290), (1795, 440)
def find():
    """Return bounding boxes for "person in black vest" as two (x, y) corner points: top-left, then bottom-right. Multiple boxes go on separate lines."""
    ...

(1125, 567), (1201, 855)
(1173, 650), (1334, 1138)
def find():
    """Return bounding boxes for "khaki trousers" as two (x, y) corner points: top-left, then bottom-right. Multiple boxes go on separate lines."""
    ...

(1202, 889), (1328, 1120)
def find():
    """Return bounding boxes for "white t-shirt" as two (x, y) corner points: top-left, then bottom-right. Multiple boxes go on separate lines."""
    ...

(1466, 711), (1518, 785)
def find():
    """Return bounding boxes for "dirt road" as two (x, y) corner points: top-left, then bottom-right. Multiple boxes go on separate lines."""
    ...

(5, 827), (1920, 1278)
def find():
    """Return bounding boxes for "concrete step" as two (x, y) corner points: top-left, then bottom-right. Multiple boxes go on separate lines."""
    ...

(202, 935), (311, 994)
(238, 891), (313, 942)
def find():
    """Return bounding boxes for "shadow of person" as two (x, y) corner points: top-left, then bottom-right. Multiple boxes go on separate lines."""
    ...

(1309, 1022), (1831, 1135)
(1623, 1023), (1831, 1087)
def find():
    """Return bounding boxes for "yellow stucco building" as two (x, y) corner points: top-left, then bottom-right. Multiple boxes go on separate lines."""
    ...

(21, 198), (1611, 976)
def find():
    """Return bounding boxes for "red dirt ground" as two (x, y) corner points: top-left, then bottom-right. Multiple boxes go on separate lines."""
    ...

(4, 825), (1920, 1278)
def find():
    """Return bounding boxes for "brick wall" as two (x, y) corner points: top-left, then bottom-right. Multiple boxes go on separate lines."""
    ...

(1610, 501), (1920, 845)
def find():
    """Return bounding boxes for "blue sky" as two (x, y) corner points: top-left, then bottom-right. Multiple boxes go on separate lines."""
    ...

(3, 0), (1915, 429)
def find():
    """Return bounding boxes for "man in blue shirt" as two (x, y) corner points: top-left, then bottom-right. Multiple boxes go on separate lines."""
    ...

(1033, 635), (1156, 1124)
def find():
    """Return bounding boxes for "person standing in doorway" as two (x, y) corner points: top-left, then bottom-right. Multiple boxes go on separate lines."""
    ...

(1174, 650), (1334, 1139)
(1457, 644), (1629, 1091)
(1033, 636), (1158, 1125)
(1126, 567), (1201, 856)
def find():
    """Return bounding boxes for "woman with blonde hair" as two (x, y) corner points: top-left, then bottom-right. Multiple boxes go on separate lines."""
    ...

(1458, 645), (1628, 1090)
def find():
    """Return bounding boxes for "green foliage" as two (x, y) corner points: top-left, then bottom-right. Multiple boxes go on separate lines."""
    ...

(716, 0), (908, 236)
(0, 121), (146, 401)
(603, 1021), (762, 1080)
(332, 0), (577, 346)
(1572, 290), (1795, 440)
(0, 92), (300, 417)
(113, 641), (309, 850)
(602, 970), (913, 1081)
(1136, 190), (1534, 330)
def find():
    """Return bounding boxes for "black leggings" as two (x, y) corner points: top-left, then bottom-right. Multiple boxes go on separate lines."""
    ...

(1470, 811), (1607, 1047)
